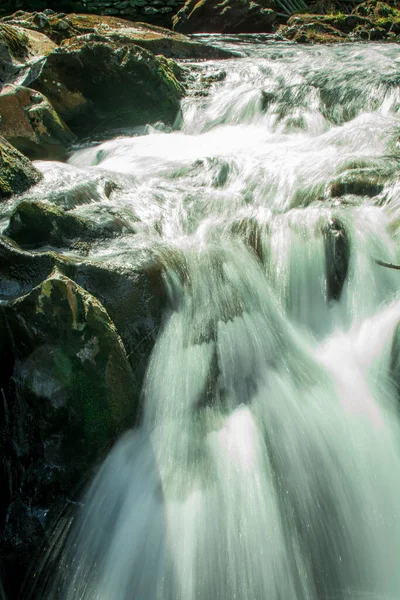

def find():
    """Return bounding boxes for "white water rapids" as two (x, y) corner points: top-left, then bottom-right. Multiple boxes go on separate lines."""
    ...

(33, 40), (400, 599)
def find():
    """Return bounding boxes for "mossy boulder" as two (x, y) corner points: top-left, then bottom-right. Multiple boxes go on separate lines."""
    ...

(31, 34), (184, 135)
(172, 0), (277, 34)
(0, 136), (42, 199)
(0, 84), (76, 160)
(4, 200), (136, 248)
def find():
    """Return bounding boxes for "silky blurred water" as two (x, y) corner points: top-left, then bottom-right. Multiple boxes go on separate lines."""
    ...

(31, 40), (400, 599)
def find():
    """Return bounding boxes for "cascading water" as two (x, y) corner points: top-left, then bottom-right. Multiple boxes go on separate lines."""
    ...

(32, 40), (400, 599)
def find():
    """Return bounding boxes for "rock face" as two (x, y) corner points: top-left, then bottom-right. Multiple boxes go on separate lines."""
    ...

(0, 84), (76, 160)
(172, 0), (277, 33)
(0, 136), (42, 199)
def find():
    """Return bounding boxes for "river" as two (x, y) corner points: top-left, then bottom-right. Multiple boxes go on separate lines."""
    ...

(33, 38), (400, 599)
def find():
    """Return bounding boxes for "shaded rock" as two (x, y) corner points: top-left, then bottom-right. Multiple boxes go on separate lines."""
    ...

(0, 137), (42, 200)
(322, 218), (349, 302)
(31, 34), (184, 135)
(2, 12), (236, 59)
(172, 0), (277, 34)
(0, 84), (76, 160)
(4, 200), (136, 248)
(0, 271), (138, 595)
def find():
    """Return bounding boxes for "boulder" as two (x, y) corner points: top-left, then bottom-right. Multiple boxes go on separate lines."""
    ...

(0, 84), (76, 160)
(0, 136), (42, 199)
(1, 12), (237, 58)
(0, 272), (138, 595)
(172, 0), (277, 34)
(30, 34), (184, 135)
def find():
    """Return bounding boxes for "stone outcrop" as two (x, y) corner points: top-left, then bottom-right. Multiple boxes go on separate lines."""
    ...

(172, 0), (277, 33)
(0, 136), (42, 199)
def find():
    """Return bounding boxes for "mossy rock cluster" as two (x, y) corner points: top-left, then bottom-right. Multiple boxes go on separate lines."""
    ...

(279, 0), (400, 42)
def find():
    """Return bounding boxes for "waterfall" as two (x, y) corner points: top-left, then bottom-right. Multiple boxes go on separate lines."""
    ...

(35, 40), (400, 599)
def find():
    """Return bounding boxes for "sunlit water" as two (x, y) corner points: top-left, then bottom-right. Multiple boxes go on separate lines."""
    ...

(23, 40), (400, 599)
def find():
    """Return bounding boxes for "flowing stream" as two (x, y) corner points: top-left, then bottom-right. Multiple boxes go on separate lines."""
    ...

(31, 39), (400, 599)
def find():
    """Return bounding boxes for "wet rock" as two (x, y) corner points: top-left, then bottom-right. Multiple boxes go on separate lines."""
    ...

(31, 34), (184, 135)
(172, 0), (277, 34)
(1, 12), (236, 59)
(4, 200), (136, 249)
(0, 137), (42, 200)
(0, 84), (76, 160)
(322, 218), (350, 302)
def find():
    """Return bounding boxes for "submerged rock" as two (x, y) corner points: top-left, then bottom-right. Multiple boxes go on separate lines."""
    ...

(0, 136), (42, 199)
(172, 0), (277, 34)
(31, 34), (184, 135)
(0, 84), (76, 160)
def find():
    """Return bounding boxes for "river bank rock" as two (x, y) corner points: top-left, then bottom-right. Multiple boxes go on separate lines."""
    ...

(172, 0), (277, 34)
(30, 34), (184, 135)
(1, 12), (236, 58)
(0, 137), (42, 199)
(0, 84), (76, 160)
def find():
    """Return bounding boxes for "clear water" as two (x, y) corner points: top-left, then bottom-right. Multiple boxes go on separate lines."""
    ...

(29, 40), (400, 599)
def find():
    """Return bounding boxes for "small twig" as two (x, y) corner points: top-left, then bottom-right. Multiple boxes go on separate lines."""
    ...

(374, 259), (400, 270)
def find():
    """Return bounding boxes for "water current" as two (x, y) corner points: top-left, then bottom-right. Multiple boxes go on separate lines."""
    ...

(29, 38), (400, 599)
